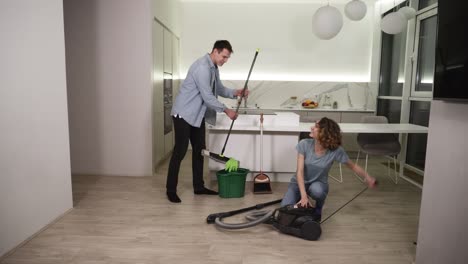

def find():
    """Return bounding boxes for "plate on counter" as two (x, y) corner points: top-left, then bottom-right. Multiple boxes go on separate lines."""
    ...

(301, 99), (319, 109)
(302, 104), (318, 109)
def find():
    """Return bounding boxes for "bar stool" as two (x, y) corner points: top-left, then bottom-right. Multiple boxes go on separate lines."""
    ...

(355, 116), (401, 184)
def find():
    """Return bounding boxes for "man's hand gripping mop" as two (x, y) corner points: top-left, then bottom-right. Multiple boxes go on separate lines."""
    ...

(201, 49), (260, 172)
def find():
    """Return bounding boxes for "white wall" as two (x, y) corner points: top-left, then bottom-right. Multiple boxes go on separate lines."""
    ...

(416, 101), (468, 264)
(180, 1), (375, 82)
(0, 0), (73, 257)
(64, 0), (154, 176)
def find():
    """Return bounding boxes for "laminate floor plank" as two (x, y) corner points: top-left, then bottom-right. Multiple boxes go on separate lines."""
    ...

(1, 152), (421, 264)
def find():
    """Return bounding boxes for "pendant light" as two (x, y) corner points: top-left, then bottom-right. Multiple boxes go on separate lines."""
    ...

(398, 6), (416, 20)
(344, 0), (367, 21)
(312, 3), (343, 40)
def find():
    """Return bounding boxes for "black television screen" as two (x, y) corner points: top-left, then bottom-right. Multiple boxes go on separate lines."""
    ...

(433, 1), (468, 101)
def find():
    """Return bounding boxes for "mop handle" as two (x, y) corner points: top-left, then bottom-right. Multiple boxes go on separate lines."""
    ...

(221, 49), (260, 156)
(260, 113), (263, 173)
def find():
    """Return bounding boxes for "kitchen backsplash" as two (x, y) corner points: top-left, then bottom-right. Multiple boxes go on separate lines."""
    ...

(217, 80), (377, 110)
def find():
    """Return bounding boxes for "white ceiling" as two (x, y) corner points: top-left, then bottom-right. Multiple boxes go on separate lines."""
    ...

(179, 0), (378, 5)
(179, 0), (366, 3)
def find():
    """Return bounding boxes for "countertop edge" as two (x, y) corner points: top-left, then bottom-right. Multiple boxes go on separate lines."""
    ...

(231, 107), (375, 113)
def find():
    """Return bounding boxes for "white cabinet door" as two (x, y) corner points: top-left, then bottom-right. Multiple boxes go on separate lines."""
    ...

(163, 29), (172, 74)
(153, 22), (164, 113)
(153, 21), (165, 169)
(153, 114), (165, 168)
(341, 112), (373, 123)
(172, 35), (180, 98)
(304, 112), (341, 123)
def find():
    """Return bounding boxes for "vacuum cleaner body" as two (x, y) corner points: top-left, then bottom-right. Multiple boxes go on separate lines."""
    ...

(272, 205), (322, 241)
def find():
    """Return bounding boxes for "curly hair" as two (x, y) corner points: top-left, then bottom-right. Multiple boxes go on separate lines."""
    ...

(316, 117), (342, 150)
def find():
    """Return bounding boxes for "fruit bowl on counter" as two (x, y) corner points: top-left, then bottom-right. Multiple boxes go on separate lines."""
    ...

(301, 99), (319, 109)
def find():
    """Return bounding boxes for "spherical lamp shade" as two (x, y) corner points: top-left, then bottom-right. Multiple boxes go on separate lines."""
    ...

(398, 6), (416, 20)
(381, 11), (406, 34)
(344, 0), (367, 21)
(312, 5), (343, 40)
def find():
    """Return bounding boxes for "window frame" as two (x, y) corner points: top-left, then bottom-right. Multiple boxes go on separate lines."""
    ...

(410, 7), (438, 98)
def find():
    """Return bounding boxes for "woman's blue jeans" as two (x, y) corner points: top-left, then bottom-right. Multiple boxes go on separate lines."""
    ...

(281, 181), (329, 213)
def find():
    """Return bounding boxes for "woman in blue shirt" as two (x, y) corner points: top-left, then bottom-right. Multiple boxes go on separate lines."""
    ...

(281, 117), (377, 217)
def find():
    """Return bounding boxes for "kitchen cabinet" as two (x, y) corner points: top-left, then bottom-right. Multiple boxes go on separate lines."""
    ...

(170, 35), (180, 154)
(172, 34), (180, 98)
(152, 21), (164, 170)
(163, 28), (172, 74)
(162, 28), (174, 157)
(304, 111), (341, 123)
(153, 20), (179, 170)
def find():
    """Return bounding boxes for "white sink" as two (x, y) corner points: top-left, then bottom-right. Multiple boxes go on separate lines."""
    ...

(232, 105), (258, 110)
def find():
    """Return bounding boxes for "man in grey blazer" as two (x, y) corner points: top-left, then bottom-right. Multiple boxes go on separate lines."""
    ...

(166, 40), (247, 203)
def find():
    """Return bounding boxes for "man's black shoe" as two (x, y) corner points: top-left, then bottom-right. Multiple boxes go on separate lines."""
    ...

(167, 192), (181, 203)
(194, 187), (218, 195)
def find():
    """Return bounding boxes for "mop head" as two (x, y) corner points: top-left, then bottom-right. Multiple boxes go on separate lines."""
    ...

(225, 158), (239, 172)
(201, 150), (230, 163)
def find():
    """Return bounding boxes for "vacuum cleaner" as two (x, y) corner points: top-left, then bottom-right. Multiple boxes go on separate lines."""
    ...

(207, 199), (322, 241)
(206, 186), (370, 241)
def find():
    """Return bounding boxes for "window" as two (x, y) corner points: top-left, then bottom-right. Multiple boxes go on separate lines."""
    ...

(377, 99), (402, 124)
(411, 9), (438, 97)
(406, 100), (431, 170)
(379, 29), (407, 96)
(376, 1), (437, 182)
(418, 0), (437, 11)
(377, 1), (409, 123)
(405, 7), (437, 174)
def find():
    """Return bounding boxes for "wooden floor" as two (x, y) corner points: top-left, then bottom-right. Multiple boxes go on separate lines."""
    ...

(1, 152), (422, 264)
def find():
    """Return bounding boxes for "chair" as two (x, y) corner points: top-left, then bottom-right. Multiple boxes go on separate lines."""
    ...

(299, 116), (343, 183)
(355, 116), (401, 184)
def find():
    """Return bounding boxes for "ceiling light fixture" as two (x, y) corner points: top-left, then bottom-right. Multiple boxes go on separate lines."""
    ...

(398, 6), (416, 20)
(344, 0), (367, 21)
(312, 4), (343, 40)
(380, 11), (406, 34)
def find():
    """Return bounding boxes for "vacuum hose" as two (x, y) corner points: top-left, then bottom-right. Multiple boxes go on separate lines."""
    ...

(207, 199), (281, 229)
(214, 210), (274, 229)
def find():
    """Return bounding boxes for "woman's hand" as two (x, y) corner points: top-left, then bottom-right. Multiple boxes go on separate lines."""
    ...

(345, 160), (378, 188)
(298, 197), (310, 208)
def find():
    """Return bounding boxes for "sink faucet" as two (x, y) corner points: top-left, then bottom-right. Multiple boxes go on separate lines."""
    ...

(243, 94), (248, 108)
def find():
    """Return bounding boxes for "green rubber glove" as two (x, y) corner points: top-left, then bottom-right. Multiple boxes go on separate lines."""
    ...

(225, 158), (239, 172)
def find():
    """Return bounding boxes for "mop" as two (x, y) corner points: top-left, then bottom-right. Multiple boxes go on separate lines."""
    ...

(202, 49), (260, 172)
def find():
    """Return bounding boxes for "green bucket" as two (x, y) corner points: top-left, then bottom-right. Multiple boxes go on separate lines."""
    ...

(216, 168), (249, 198)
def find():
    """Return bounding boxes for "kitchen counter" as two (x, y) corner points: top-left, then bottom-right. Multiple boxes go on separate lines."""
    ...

(206, 113), (428, 182)
(208, 122), (428, 133)
(230, 105), (375, 113)
(207, 113), (300, 180)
